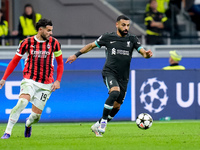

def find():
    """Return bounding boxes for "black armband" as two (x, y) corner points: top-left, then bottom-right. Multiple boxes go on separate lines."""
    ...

(74, 51), (83, 58)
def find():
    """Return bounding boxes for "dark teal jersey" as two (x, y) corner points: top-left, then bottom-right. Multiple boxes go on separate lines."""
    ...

(95, 32), (143, 80)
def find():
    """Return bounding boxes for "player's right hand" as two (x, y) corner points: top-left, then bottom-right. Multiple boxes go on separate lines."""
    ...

(65, 55), (77, 64)
(0, 79), (5, 89)
(51, 80), (60, 92)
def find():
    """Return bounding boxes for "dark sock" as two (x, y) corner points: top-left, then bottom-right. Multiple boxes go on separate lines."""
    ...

(102, 108), (112, 120)
(101, 91), (120, 120)
(107, 108), (120, 122)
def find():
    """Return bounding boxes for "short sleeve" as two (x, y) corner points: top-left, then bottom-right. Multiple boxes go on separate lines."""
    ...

(95, 34), (107, 48)
(53, 39), (61, 52)
(130, 36), (143, 53)
(53, 39), (62, 57)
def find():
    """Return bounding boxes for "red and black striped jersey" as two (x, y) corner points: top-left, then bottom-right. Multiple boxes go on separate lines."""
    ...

(16, 35), (61, 84)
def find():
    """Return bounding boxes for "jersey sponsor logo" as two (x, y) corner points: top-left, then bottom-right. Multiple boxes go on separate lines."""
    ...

(31, 50), (50, 58)
(110, 41), (116, 44)
(111, 48), (129, 56)
(117, 49), (129, 56)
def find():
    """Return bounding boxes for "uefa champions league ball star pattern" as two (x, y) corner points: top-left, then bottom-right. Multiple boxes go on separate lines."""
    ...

(140, 77), (168, 113)
(136, 113), (153, 130)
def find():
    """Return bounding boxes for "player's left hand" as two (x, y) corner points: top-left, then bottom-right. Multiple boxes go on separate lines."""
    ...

(65, 55), (77, 64)
(0, 79), (5, 89)
(51, 80), (60, 92)
(145, 50), (153, 58)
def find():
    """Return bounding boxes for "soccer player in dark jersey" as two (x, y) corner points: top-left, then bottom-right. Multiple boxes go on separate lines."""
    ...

(0, 18), (64, 139)
(66, 15), (153, 137)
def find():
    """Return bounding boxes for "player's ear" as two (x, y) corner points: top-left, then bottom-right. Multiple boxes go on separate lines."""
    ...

(38, 27), (43, 32)
(116, 22), (119, 28)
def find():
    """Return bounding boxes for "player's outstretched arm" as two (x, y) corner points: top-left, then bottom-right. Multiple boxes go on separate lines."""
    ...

(65, 42), (97, 64)
(139, 48), (153, 58)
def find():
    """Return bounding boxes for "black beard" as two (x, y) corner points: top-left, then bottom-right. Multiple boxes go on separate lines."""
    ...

(41, 34), (47, 41)
(118, 29), (128, 37)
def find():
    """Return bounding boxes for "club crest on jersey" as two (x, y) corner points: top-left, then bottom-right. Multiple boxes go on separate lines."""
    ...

(111, 48), (116, 55)
(47, 44), (51, 49)
(127, 41), (130, 47)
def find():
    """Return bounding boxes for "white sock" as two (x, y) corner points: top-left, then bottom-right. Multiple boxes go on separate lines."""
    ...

(101, 119), (107, 124)
(5, 98), (29, 134)
(26, 111), (41, 127)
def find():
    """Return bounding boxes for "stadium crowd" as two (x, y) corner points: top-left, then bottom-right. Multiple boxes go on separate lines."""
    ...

(0, 1), (200, 46)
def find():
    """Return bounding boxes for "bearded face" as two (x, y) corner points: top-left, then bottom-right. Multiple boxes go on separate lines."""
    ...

(40, 25), (53, 41)
(116, 19), (130, 37)
(118, 28), (128, 37)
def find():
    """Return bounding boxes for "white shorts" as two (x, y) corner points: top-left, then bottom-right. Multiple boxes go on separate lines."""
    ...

(19, 79), (53, 110)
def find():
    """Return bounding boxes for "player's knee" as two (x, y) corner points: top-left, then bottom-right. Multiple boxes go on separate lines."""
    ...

(105, 91), (120, 107)
(110, 91), (120, 100)
(116, 90), (126, 106)
(12, 98), (29, 113)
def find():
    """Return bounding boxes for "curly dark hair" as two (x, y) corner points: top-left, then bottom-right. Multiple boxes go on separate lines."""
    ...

(116, 15), (130, 22)
(36, 18), (53, 31)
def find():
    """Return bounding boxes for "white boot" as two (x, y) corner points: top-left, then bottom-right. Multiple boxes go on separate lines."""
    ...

(91, 121), (103, 137)
(98, 119), (107, 134)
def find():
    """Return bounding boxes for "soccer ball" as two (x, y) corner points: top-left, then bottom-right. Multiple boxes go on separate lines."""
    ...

(136, 113), (153, 130)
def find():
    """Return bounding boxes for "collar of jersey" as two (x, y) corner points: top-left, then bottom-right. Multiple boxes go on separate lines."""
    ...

(34, 35), (46, 43)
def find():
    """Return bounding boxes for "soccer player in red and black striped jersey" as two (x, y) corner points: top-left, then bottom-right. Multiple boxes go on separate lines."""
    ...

(0, 18), (64, 139)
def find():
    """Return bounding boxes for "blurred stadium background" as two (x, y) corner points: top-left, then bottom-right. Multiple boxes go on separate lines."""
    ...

(0, 0), (200, 122)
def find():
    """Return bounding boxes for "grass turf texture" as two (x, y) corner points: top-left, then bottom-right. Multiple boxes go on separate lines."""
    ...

(0, 120), (200, 150)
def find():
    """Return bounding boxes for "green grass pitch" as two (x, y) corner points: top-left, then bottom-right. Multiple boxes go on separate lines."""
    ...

(0, 120), (200, 150)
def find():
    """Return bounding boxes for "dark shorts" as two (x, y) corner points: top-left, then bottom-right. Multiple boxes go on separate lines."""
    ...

(103, 74), (128, 104)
